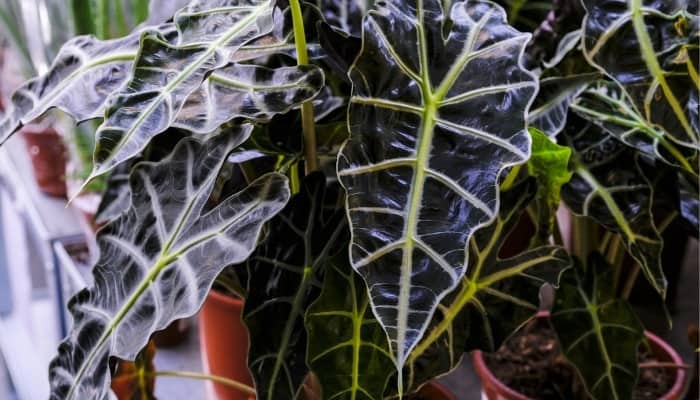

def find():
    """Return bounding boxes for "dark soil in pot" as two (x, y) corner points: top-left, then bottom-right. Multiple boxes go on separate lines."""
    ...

(481, 318), (677, 400)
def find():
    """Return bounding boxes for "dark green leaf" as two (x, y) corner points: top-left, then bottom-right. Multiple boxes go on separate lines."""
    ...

(582, 0), (699, 150)
(337, 0), (538, 370)
(49, 131), (290, 400)
(494, 0), (552, 31)
(529, 72), (599, 137)
(527, 127), (573, 244)
(90, 0), (279, 179)
(0, 26), (159, 144)
(561, 117), (666, 295)
(551, 254), (644, 400)
(679, 173), (699, 236)
(244, 173), (348, 400)
(314, 0), (368, 35)
(305, 255), (394, 400)
(401, 179), (570, 391)
(571, 82), (698, 176)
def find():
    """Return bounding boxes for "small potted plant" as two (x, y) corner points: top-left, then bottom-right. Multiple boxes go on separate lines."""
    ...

(0, 0), (695, 400)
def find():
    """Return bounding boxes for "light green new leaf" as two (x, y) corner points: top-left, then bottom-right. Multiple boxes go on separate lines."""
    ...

(401, 179), (570, 392)
(306, 256), (395, 400)
(571, 82), (698, 176)
(48, 130), (290, 400)
(337, 0), (538, 372)
(551, 254), (644, 400)
(561, 117), (666, 295)
(582, 0), (699, 150)
(90, 0), (278, 180)
(527, 127), (573, 245)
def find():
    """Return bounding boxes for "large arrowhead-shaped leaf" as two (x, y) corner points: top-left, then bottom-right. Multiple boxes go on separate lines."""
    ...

(336, 0), (537, 369)
(581, 0), (699, 150)
(90, 0), (279, 179)
(571, 82), (698, 175)
(0, 27), (162, 144)
(550, 254), (644, 400)
(561, 117), (666, 294)
(49, 131), (290, 400)
(244, 173), (348, 400)
(305, 255), (395, 400)
(401, 179), (570, 391)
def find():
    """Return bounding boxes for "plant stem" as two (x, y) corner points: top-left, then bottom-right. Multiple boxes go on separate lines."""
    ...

(289, 0), (319, 174)
(500, 164), (522, 190)
(154, 370), (256, 395)
(290, 162), (301, 194)
(552, 216), (564, 246)
(621, 263), (640, 300)
(572, 214), (593, 260)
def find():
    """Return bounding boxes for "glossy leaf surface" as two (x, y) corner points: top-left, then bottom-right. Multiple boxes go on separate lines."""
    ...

(529, 72), (599, 137)
(337, 0), (537, 368)
(551, 254), (644, 400)
(561, 118), (666, 294)
(314, 0), (368, 35)
(0, 27), (155, 144)
(305, 255), (394, 400)
(582, 0), (699, 150)
(173, 64), (324, 133)
(49, 132), (290, 400)
(402, 179), (570, 391)
(244, 173), (347, 400)
(90, 0), (278, 179)
(572, 82), (698, 175)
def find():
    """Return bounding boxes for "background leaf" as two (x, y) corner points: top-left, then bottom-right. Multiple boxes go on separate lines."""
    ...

(49, 131), (290, 400)
(244, 173), (347, 400)
(561, 116), (666, 294)
(90, 0), (279, 180)
(581, 0), (699, 150)
(551, 254), (644, 400)
(0, 27), (159, 144)
(529, 72), (599, 137)
(337, 0), (537, 370)
(305, 254), (395, 400)
(571, 82), (698, 175)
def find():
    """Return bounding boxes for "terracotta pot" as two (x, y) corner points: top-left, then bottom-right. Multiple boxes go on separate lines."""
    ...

(199, 289), (254, 400)
(472, 318), (686, 400)
(22, 124), (67, 197)
(414, 382), (457, 399)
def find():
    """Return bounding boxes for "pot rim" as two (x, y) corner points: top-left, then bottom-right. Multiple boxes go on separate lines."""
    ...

(472, 314), (687, 400)
(207, 288), (244, 308)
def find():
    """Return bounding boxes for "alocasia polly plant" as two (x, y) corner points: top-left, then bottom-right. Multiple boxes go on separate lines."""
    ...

(0, 0), (696, 399)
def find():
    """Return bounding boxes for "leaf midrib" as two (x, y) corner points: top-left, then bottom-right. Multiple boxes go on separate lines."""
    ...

(94, 3), (269, 176)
